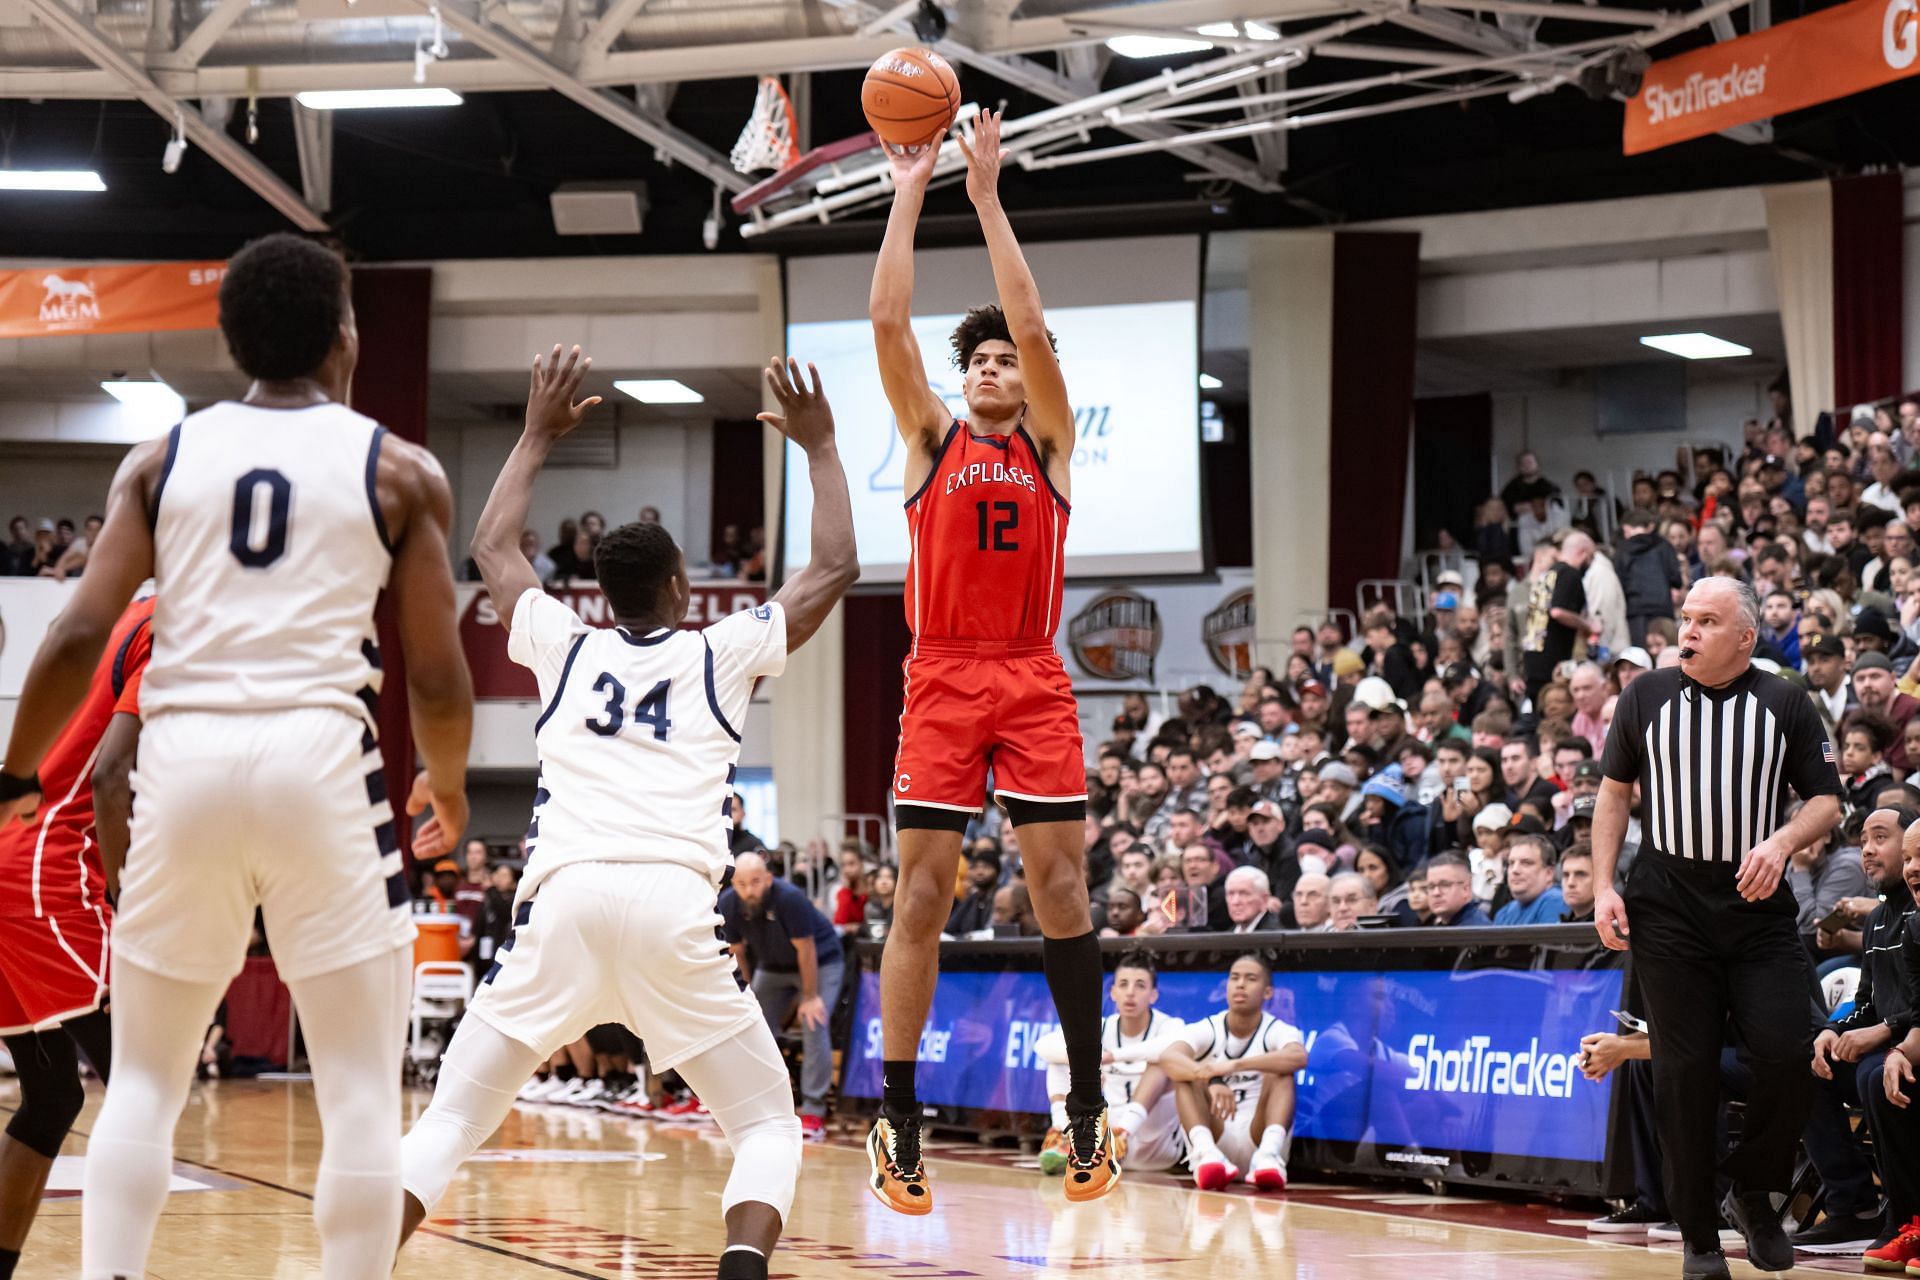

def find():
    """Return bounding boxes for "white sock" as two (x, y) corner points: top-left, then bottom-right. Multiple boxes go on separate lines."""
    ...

(1188, 1125), (1220, 1159)
(724, 1246), (767, 1259)
(1112, 1101), (1148, 1133)
(1050, 1100), (1070, 1131)
(1257, 1126), (1288, 1160)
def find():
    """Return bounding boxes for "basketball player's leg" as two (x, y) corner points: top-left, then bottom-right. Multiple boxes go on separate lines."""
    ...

(80, 960), (230, 1279)
(1174, 1079), (1241, 1189)
(0, 1029), (80, 1274)
(1246, 1071), (1296, 1191)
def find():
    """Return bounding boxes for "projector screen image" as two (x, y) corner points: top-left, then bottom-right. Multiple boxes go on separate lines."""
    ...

(781, 236), (1204, 583)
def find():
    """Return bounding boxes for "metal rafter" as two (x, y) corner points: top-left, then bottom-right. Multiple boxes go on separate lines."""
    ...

(19, 0), (328, 229)
(149, 0), (252, 70)
(415, 0), (751, 192)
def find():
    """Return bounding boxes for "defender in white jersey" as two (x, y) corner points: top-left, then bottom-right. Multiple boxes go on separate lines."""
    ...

(0, 234), (474, 1280)
(397, 349), (858, 1280)
(1034, 953), (1187, 1175)
(1158, 954), (1306, 1193)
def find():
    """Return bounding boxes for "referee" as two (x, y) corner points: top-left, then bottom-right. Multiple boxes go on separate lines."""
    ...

(1592, 577), (1841, 1280)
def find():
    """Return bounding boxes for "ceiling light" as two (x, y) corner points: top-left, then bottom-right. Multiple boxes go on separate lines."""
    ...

(0, 169), (105, 192)
(1245, 20), (1280, 39)
(294, 88), (463, 110)
(1107, 34), (1215, 57)
(102, 379), (186, 434)
(1195, 21), (1238, 35)
(1199, 373), (1223, 389)
(1638, 332), (1753, 360)
(1193, 20), (1280, 40)
(615, 378), (703, 404)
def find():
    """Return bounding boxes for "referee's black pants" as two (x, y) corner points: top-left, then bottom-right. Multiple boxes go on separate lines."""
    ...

(1625, 851), (1814, 1254)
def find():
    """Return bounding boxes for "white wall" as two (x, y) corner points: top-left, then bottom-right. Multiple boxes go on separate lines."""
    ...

(432, 419), (716, 568)
(1491, 372), (1766, 495)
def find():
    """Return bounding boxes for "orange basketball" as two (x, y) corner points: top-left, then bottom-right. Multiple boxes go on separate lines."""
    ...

(862, 47), (960, 152)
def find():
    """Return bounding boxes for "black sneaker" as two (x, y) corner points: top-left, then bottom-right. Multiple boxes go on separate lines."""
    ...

(1590, 1202), (1666, 1232)
(1681, 1245), (1731, 1280)
(1791, 1208), (1881, 1251)
(1723, 1190), (1793, 1272)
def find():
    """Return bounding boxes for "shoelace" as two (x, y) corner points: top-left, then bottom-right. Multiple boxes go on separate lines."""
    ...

(1066, 1111), (1102, 1166)
(1898, 1217), (1920, 1246)
(887, 1116), (924, 1181)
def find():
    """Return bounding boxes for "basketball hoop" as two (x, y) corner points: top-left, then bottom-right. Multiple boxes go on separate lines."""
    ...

(731, 76), (802, 175)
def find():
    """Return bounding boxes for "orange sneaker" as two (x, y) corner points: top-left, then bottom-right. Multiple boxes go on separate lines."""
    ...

(1037, 1127), (1070, 1176)
(1062, 1106), (1122, 1203)
(866, 1112), (933, 1215)
(1868, 1217), (1920, 1271)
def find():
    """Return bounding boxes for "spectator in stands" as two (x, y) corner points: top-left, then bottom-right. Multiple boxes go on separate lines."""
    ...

(1423, 853), (1490, 927)
(519, 530), (557, 584)
(947, 848), (1001, 935)
(1804, 632), (1854, 739)
(1841, 712), (1898, 817)
(1785, 815), (1867, 957)
(991, 884), (1041, 935)
(1854, 655), (1920, 772)
(455, 839), (489, 928)
(1492, 834), (1565, 925)
(1568, 663), (1609, 755)
(546, 517), (580, 578)
(1180, 840), (1232, 931)
(1291, 872), (1332, 932)
(1326, 872), (1379, 932)
(719, 852), (842, 1139)
(476, 864), (520, 966)
(1356, 844), (1404, 911)
(864, 864), (896, 935)
(728, 793), (766, 855)
(1759, 590), (1802, 670)
(1558, 844), (1596, 923)
(1223, 867), (1280, 933)
(1500, 738), (1557, 813)
(833, 849), (870, 928)
(1618, 508), (1687, 645)
(2, 515), (30, 575)
(1100, 887), (1145, 938)
(1519, 534), (1592, 704)
(1315, 761), (1360, 823)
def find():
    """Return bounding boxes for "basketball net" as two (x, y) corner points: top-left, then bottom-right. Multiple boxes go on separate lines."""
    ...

(731, 76), (801, 175)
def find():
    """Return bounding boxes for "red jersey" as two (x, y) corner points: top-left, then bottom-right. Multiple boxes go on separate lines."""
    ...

(903, 422), (1069, 643)
(0, 597), (154, 915)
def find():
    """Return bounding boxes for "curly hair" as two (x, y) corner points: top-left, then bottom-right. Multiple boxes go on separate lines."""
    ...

(218, 234), (348, 381)
(948, 304), (1057, 370)
(595, 521), (683, 619)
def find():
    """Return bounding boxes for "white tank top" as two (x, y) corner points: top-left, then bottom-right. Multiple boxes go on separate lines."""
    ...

(142, 401), (393, 721)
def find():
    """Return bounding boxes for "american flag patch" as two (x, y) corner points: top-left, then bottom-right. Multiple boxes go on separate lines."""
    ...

(1822, 740), (1836, 763)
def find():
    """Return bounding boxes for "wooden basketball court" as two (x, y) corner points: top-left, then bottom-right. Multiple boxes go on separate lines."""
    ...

(3, 1079), (1859, 1278)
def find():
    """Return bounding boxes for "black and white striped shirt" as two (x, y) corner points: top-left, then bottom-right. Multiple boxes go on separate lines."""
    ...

(1600, 666), (1842, 863)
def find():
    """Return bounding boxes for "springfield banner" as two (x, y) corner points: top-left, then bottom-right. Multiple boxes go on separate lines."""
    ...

(0, 261), (225, 339)
(1624, 0), (1920, 154)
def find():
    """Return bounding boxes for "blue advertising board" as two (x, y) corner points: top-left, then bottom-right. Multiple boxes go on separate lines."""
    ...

(844, 964), (1623, 1165)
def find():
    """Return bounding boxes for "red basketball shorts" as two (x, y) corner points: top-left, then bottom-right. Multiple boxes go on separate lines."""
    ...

(891, 638), (1087, 814)
(0, 906), (111, 1035)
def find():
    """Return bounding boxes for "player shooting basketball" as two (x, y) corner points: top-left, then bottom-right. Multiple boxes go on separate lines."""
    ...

(866, 108), (1115, 1213)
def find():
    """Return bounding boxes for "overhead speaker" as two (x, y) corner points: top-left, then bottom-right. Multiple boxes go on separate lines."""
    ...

(550, 181), (649, 236)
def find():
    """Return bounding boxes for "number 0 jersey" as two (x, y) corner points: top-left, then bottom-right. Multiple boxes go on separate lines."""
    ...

(509, 590), (787, 907)
(902, 422), (1068, 643)
(143, 402), (392, 722)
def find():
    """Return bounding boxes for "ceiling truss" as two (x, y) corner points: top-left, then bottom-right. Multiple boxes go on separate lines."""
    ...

(0, 0), (1764, 235)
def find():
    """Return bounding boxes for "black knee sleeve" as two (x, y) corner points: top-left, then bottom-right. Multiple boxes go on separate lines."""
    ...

(894, 804), (973, 833)
(2, 1032), (85, 1159)
(1003, 797), (1086, 827)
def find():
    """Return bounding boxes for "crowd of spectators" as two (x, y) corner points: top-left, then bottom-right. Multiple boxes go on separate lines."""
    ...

(458, 507), (767, 585)
(2, 514), (101, 577)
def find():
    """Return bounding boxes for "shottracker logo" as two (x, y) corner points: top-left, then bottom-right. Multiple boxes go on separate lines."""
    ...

(1642, 58), (1770, 126)
(1403, 1033), (1583, 1099)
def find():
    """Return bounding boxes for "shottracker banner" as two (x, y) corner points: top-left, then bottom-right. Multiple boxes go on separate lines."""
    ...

(0, 261), (225, 338)
(843, 964), (1623, 1165)
(1624, 0), (1920, 154)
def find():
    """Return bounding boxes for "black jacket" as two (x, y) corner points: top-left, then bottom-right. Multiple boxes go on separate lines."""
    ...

(1616, 531), (1684, 618)
(1838, 899), (1914, 1036)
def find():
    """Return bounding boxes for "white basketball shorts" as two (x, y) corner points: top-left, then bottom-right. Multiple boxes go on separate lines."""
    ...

(114, 708), (414, 985)
(468, 859), (763, 1070)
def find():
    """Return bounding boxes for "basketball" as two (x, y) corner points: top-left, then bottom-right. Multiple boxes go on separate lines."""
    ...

(861, 47), (960, 152)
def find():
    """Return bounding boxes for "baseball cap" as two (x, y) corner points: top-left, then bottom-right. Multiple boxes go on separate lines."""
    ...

(1803, 632), (1845, 658)
(1439, 661), (1479, 688)
(36, 518), (53, 532)
(432, 858), (460, 873)
(1353, 677), (1397, 712)
(1249, 741), (1283, 762)
(1435, 570), (1466, 588)
(1854, 651), (1895, 674)
(1249, 800), (1285, 822)
(1572, 760), (1602, 783)
(1317, 762), (1360, 789)
(1571, 795), (1597, 821)
(1472, 803), (1514, 833)
(1433, 591), (1460, 612)
(1231, 720), (1263, 739)
(1331, 651), (1365, 678)
(1612, 646), (1652, 671)
(1297, 679), (1329, 699)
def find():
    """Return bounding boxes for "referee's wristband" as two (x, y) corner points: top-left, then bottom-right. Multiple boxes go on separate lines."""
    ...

(0, 769), (41, 803)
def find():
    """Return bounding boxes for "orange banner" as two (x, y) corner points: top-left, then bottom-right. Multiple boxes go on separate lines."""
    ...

(1624, 0), (1920, 154)
(0, 261), (225, 339)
